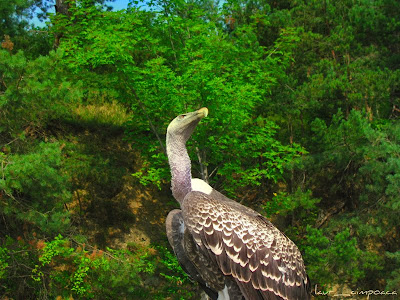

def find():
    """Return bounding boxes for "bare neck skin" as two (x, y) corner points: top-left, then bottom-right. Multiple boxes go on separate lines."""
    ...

(166, 132), (192, 204)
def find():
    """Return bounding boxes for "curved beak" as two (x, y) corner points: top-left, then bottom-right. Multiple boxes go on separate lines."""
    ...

(197, 107), (208, 118)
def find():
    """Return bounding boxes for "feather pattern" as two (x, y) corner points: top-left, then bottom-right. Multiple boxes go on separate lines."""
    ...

(182, 191), (310, 300)
(166, 209), (220, 299)
(166, 108), (309, 299)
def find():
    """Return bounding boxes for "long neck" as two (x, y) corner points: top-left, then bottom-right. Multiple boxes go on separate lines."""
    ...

(166, 133), (192, 204)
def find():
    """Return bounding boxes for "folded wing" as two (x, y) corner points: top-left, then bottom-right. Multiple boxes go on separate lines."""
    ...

(182, 191), (310, 300)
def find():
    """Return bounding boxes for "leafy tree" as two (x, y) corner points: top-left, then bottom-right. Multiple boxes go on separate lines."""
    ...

(0, 49), (83, 141)
(1, 0), (400, 297)
(0, 143), (71, 234)
(0, 0), (34, 38)
(49, 2), (304, 199)
(291, 110), (400, 289)
(1, 233), (189, 299)
(0, 0), (53, 57)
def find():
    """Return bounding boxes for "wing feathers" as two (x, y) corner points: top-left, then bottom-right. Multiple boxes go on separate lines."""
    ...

(182, 191), (310, 300)
(166, 210), (219, 299)
(219, 246), (232, 275)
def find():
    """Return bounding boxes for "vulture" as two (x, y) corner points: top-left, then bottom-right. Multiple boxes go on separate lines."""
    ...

(165, 107), (310, 300)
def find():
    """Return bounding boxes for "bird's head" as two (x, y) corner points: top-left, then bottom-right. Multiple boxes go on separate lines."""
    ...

(167, 107), (208, 143)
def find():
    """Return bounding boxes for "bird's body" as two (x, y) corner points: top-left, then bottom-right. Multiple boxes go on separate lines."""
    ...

(165, 108), (310, 299)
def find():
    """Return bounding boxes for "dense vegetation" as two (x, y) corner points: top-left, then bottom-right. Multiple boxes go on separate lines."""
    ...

(1, 0), (399, 298)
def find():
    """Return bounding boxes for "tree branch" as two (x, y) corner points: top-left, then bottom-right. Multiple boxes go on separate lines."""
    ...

(195, 146), (209, 183)
(1, 74), (7, 89)
(316, 201), (346, 229)
(129, 87), (166, 155)
(15, 71), (24, 90)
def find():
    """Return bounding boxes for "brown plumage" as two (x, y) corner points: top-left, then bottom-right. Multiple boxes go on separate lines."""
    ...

(165, 108), (310, 299)
(182, 191), (310, 300)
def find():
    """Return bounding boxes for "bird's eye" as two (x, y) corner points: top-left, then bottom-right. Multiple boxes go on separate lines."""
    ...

(179, 114), (186, 119)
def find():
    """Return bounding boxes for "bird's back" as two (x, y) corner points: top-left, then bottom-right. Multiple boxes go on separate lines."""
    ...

(182, 191), (310, 300)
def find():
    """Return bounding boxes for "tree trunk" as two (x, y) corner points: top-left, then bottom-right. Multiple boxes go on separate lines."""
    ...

(53, 0), (72, 49)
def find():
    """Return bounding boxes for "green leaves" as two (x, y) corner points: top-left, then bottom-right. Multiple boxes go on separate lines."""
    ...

(0, 142), (71, 234)
(0, 49), (83, 137)
(157, 245), (194, 299)
(263, 189), (320, 218)
(386, 251), (400, 291)
(302, 226), (382, 287)
(296, 109), (400, 288)
(215, 118), (304, 195)
(45, 2), (305, 201)
(0, 246), (10, 279)
(25, 235), (158, 299)
(1, 0), (399, 297)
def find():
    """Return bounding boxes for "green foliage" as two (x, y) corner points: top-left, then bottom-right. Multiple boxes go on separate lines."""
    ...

(386, 251), (400, 291)
(0, 246), (10, 279)
(1, 0), (400, 298)
(29, 238), (195, 299)
(0, 0), (53, 57)
(303, 225), (383, 289)
(127, 7), (304, 196)
(263, 188), (320, 219)
(1, 142), (71, 234)
(74, 101), (130, 127)
(0, 49), (83, 138)
(48, 0), (400, 293)
(305, 109), (400, 221)
(46, 1), (306, 197)
(214, 117), (304, 196)
(1, 234), (160, 299)
(156, 245), (194, 299)
(294, 110), (399, 288)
